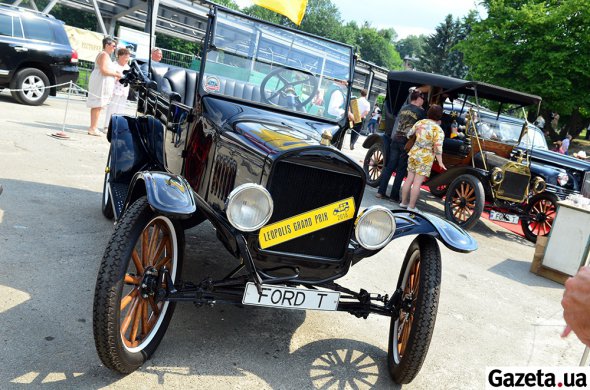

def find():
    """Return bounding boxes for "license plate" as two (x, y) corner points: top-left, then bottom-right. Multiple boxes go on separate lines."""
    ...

(242, 283), (340, 311)
(489, 210), (519, 224)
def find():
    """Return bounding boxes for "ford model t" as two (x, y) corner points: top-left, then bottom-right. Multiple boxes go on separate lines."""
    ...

(363, 70), (571, 242)
(93, 6), (476, 384)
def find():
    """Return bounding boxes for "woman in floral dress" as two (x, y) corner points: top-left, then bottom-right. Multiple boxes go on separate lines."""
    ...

(400, 104), (447, 212)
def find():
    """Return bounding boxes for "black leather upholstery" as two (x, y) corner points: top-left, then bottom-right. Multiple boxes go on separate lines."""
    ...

(142, 62), (199, 107)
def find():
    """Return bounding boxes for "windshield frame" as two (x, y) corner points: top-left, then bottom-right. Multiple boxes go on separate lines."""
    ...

(198, 6), (355, 123)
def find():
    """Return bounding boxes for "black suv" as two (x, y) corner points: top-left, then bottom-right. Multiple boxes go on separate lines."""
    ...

(0, 4), (78, 105)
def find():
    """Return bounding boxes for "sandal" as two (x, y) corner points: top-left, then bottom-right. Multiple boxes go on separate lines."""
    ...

(88, 129), (102, 137)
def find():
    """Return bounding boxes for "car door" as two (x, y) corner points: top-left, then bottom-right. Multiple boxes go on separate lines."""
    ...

(0, 12), (27, 84)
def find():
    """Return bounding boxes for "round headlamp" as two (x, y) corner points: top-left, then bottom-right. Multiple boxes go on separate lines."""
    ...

(532, 176), (546, 194)
(355, 206), (396, 250)
(491, 167), (504, 185)
(226, 183), (273, 232)
(557, 171), (569, 187)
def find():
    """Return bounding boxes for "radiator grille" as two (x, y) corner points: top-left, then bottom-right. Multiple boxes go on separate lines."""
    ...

(265, 160), (364, 259)
(211, 155), (237, 200)
(498, 171), (529, 201)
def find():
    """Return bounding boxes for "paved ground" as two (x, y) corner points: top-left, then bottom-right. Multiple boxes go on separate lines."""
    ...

(0, 91), (584, 389)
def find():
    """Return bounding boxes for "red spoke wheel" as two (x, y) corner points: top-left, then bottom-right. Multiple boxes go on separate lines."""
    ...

(521, 192), (558, 243)
(363, 143), (385, 187)
(93, 196), (184, 374)
(388, 235), (441, 384)
(444, 174), (484, 230)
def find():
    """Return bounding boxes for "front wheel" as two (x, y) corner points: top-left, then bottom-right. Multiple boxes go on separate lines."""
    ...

(93, 196), (185, 374)
(363, 143), (385, 187)
(444, 174), (485, 230)
(388, 235), (441, 384)
(521, 192), (558, 243)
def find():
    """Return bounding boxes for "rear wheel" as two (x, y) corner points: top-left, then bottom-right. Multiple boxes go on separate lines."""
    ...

(10, 68), (50, 105)
(388, 235), (441, 384)
(93, 196), (184, 374)
(444, 174), (484, 230)
(101, 150), (114, 219)
(521, 192), (558, 243)
(363, 143), (385, 187)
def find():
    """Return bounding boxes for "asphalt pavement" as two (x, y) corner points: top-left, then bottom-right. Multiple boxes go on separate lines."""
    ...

(0, 91), (584, 390)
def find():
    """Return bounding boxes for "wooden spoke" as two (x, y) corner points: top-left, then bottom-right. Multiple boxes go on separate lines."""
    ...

(141, 300), (149, 337)
(129, 298), (142, 345)
(124, 274), (140, 285)
(141, 229), (149, 266)
(121, 296), (140, 335)
(464, 186), (474, 199)
(151, 236), (169, 267)
(154, 255), (172, 271)
(121, 288), (139, 311)
(131, 249), (144, 274)
(146, 223), (160, 266)
(148, 296), (160, 315)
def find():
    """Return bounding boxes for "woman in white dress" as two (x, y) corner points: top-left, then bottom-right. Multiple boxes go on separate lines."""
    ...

(103, 47), (131, 131)
(86, 37), (122, 136)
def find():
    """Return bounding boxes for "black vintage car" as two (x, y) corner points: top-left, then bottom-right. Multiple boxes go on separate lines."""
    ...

(93, 6), (476, 384)
(362, 70), (578, 242)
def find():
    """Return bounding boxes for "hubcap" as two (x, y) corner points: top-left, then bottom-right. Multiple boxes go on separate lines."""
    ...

(22, 76), (45, 101)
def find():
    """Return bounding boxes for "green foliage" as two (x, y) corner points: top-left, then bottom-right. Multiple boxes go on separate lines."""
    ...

(459, 0), (590, 134)
(209, 0), (240, 11)
(396, 34), (427, 60)
(155, 33), (199, 56)
(418, 14), (469, 78)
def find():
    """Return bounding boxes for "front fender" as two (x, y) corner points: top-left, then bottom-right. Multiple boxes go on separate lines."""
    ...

(391, 210), (477, 253)
(126, 171), (197, 219)
(361, 133), (385, 149)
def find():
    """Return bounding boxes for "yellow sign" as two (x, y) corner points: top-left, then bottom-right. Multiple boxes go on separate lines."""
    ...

(259, 197), (355, 249)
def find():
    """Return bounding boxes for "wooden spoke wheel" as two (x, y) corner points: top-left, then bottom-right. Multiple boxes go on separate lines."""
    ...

(444, 174), (484, 230)
(521, 192), (558, 243)
(93, 196), (184, 374)
(363, 143), (385, 187)
(388, 235), (441, 384)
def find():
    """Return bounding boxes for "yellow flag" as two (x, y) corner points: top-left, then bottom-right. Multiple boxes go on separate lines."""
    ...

(252, 0), (308, 25)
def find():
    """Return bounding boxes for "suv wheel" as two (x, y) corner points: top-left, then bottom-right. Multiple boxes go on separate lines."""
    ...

(10, 68), (50, 105)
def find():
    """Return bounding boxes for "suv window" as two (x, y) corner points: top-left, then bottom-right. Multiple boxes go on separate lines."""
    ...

(0, 14), (12, 36)
(21, 16), (55, 42)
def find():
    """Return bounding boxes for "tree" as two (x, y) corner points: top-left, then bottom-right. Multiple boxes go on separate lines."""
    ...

(418, 14), (468, 78)
(396, 34), (427, 61)
(458, 0), (590, 138)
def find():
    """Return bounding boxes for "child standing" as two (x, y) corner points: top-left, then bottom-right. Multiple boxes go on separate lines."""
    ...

(103, 48), (131, 132)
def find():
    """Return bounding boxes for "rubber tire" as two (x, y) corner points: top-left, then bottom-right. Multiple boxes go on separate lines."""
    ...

(521, 192), (558, 243)
(388, 235), (441, 384)
(101, 150), (114, 219)
(93, 196), (185, 374)
(10, 68), (50, 106)
(444, 174), (485, 230)
(363, 143), (385, 187)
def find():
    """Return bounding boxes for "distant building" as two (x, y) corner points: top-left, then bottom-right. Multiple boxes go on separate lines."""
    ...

(403, 55), (419, 70)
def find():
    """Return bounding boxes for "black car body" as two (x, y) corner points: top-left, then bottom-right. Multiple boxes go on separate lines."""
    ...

(93, 6), (476, 384)
(362, 70), (574, 242)
(0, 4), (78, 105)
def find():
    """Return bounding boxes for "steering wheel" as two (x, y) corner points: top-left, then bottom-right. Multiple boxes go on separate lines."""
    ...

(260, 67), (319, 109)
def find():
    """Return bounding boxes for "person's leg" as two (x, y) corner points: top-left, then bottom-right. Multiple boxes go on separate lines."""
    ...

(350, 123), (361, 149)
(377, 140), (399, 196)
(90, 107), (101, 132)
(408, 174), (426, 209)
(389, 144), (408, 201)
(401, 170), (415, 207)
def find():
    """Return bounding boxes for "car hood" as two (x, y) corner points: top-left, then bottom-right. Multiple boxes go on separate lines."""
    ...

(202, 97), (341, 154)
(518, 146), (590, 171)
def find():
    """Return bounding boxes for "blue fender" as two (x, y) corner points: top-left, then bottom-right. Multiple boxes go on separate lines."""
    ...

(126, 171), (197, 219)
(391, 210), (477, 253)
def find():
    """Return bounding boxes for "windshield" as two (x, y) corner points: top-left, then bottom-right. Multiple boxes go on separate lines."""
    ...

(202, 9), (353, 121)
